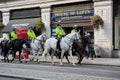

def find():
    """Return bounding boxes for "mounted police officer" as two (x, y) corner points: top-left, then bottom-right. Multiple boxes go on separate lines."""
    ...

(27, 26), (36, 40)
(71, 25), (80, 57)
(10, 28), (18, 41)
(55, 20), (66, 58)
(71, 25), (77, 34)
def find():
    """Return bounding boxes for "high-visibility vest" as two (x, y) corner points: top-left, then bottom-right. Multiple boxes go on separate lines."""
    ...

(27, 30), (36, 39)
(55, 27), (65, 38)
(10, 31), (18, 40)
(71, 29), (76, 34)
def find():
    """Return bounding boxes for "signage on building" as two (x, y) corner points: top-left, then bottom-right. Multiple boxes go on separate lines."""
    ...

(51, 9), (94, 21)
(12, 23), (30, 28)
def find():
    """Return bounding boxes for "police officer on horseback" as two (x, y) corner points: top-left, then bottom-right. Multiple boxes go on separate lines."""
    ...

(27, 26), (36, 40)
(10, 28), (18, 41)
(55, 20), (66, 58)
(71, 25), (77, 34)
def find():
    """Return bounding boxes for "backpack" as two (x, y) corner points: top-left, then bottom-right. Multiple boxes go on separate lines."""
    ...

(16, 28), (28, 40)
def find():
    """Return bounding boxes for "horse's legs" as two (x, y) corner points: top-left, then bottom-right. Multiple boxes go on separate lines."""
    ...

(3, 50), (8, 62)
(51, 51), (54, 65)
(2, 51), (5, 62)
(69, 48), (75, 66)
(6, 52), (10, 63)
(42, 49), (48, 62)
(22, 49), (27, 63)
(11, 50), (16, 63)
(19, 50), (22, 63)
(36, 50), (40, 62)
(60, 50), (65, 66)
(64, 53), (70, 64)
(77, 52), (83, 64)
(32, 50), (37, 61)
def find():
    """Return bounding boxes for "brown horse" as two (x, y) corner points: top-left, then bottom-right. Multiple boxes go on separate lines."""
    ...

(73, 36), (90, 64)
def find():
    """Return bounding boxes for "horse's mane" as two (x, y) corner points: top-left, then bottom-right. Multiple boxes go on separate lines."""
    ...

(65, 32), (76, 38)
(36, 33), (45, 40)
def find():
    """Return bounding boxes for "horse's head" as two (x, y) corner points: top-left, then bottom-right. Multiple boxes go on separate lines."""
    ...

(73, 32), (81, 41)
(36, 33), (47, 44)
(42, 33), (47, 43)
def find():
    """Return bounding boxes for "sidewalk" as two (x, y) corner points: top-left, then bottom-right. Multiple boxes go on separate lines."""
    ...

(81, 58), (120, 66)
(33, 56), (120, 67)
(0, 55), (120, 66)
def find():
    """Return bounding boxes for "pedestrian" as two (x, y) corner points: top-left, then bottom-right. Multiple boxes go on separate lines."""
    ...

(87, 38), (94, 60)
(33, 26), (41, 37)
(27, 26), (36, 40)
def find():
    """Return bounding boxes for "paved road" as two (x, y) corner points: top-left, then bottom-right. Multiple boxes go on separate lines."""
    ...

(0, 62), (120, 80)
(0, 76), (22, 80)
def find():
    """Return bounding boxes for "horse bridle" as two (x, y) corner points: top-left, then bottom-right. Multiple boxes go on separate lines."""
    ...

(34, 34), (47, 51)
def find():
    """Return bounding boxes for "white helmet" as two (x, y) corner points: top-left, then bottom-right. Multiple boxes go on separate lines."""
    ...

(58, 20), (61, 23)
(73, 25), (77, 28)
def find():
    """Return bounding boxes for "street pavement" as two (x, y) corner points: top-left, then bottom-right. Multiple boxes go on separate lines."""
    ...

(0, 62), (120, 80)
(0, 55), (120, 80)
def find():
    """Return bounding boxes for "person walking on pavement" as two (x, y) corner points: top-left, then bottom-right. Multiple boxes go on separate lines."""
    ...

(87, 36), (94, 60)
(27, 26), (36, 40)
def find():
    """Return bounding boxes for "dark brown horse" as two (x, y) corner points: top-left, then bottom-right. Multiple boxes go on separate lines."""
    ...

(73, 36), (90, 64)
(10, 39), (28, 63)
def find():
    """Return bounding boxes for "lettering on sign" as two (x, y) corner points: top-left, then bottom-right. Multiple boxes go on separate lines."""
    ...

(12, 23), (30, 27)
(52, 9), (94, 21)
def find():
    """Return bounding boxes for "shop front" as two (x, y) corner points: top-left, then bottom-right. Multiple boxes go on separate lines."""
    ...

(113, 0), (120, 57)
(1, 7), (41, 39)
(51, 1), (94, 37)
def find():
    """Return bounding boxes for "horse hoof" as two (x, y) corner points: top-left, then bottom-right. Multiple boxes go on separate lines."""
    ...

(68, 62), (70, 64)
(20, 61), (22, 63)
(36, 59), (39, 62)
(60, 63), (63, 66)
(75, 63), (81, 65)
(10, 60), (12, 63)
(73, 63), (76, 66)
(7, 61), (9, 63)
(37, 61), (40, 64)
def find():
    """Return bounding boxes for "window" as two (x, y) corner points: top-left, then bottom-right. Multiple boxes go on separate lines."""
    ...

(10, 7), (41, 19)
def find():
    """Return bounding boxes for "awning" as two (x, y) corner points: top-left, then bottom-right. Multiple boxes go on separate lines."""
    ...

(52, 19), (92, 27)
(2, 18), (40, 33)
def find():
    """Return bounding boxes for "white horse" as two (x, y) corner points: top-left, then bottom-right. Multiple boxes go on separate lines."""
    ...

(30, 33), (47, 61)
(42, 31), (81, 66)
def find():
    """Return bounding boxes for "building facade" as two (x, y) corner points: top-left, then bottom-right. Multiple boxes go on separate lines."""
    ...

(0, 0), (118, 58)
